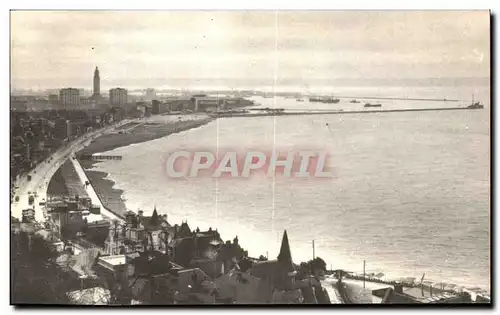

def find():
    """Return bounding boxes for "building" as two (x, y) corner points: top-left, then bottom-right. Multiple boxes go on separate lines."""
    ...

(22, 208), (36, 223)
(109, 88), (128, 106)
(192, 96), (223, 112)
(59, 88), (80, 109)
(151, 100), (169, 115)
(104, 207), (171, 255)
(80, 98), (97, 107)
(213, 271), (269, 303)
(248, 230), (297, 301)
(145, 88), (156, 100)
(66, 120), (73, 139)
(93, 67), (100, 97)
(54, 118), (69, 140)
(11, 99), (28, 112)
(48, 94), (59, 102)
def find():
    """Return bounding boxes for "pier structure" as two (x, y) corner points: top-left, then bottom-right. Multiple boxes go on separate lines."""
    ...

(213, 107), (483, 118)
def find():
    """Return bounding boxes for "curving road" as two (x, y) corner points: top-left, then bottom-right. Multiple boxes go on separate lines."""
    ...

(69, 155), (124, 223)
(11, 120), (133, 223)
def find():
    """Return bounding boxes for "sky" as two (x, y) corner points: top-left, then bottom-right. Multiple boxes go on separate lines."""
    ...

(11, 11), (490, 90)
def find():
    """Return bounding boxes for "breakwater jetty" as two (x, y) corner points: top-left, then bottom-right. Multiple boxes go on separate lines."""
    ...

(334, 96), (460, 102)
(213, 107), (482, 118)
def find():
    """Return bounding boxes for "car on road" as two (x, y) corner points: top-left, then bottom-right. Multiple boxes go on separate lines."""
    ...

(15, 196), (19, 202)
(28, 196), (35, 205)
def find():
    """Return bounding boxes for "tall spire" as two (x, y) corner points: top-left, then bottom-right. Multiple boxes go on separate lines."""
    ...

(277, 230), (292, 263)
(151, 206), (159, 225)
(93, 66), (100, 97)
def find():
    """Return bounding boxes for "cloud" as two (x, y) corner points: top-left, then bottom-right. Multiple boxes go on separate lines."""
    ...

(10, 10), (490, 89)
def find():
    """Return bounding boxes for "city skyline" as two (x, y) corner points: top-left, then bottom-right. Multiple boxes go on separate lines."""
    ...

(11, 11), (490, 90)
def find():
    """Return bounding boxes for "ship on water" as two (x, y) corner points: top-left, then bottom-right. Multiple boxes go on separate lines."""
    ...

(468, 102), (484, 109)
(350, 99), (361, 103)
(309, 97), (340, 104)
(364, 103), (382, 108)
(467, 94), (484, 109)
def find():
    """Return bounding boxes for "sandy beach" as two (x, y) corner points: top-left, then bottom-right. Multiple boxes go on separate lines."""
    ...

(74, 115), (214, 216)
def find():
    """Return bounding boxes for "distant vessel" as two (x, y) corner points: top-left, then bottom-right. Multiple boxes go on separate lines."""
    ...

(467, 94), (484, 109)
(364, 103), (382, 108)
(467, 102), (484, 109)
(309, 97), (340, 104)
(350, 100), (361, 103)
(296, 99), (304, 102)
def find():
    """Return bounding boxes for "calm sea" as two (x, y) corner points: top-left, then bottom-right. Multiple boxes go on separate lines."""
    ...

(93, 85), (490, 291)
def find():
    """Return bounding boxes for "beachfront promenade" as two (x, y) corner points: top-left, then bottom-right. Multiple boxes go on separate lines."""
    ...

(11, 120), (135, 222)
(69, 156), (124, 223)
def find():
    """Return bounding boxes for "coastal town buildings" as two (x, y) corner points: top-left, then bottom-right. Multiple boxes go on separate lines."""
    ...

(59, 88), (80, 109)
(109, 88), (128, 106)
(151, 100), (169, 115)
(48, 94), (59, 103)
(248, 230), (297, 300)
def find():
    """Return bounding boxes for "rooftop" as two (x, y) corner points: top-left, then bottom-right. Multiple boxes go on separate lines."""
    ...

(402, 286), (458, 300)
(99, 255), (127, 266)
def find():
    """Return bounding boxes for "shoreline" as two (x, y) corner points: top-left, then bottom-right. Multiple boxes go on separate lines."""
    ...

(76, 115), (214, 216)
(70, 114), (489, 298)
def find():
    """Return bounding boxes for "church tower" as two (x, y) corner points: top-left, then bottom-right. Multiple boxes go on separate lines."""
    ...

(93, 67), (100, 97)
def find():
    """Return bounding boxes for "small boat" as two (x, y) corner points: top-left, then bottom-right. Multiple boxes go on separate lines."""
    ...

(296, 99), (304, 102)
(364, 103), (382, 108)
(350, 100), (360, 103)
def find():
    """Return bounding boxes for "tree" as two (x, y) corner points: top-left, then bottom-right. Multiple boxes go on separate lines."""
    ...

(309, 257), (327, 273)
(11, 231), (71, 304)
(297, 257), (327, 279)
(297, 262), (310, 280)
(238, 258), (253, 272)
